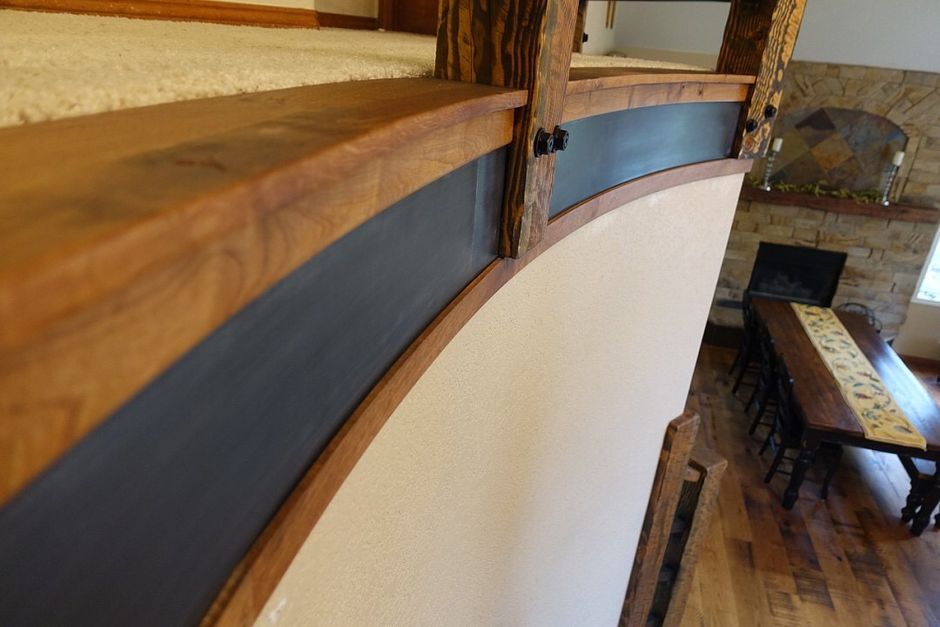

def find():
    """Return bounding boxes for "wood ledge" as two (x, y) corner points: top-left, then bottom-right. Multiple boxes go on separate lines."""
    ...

(740, 186), (940, 224)
(0, 78), (523, 506)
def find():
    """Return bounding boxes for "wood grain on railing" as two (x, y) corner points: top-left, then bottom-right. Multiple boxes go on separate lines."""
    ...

(564, 68), (754, 122)
(718, 0), (807, 159)
(0, 79), (524, 506)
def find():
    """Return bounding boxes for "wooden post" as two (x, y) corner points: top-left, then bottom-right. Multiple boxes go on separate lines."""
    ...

(620, 412), (701, 627)
(717, 0), (806, 159)
(436, 0), (579, 258)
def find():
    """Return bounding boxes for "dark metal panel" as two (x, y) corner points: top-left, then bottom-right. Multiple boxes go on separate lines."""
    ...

(0, 150), (505, 627)
(550, 102), (742, 217)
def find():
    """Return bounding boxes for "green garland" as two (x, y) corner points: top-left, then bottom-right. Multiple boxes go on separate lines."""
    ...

(745, 176), (883, 203)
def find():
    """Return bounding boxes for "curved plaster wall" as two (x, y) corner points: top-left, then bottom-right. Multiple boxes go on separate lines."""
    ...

(253, 173), (744, 627)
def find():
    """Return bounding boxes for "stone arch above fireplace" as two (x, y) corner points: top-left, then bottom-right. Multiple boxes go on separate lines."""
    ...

(771, 107), (907, 192)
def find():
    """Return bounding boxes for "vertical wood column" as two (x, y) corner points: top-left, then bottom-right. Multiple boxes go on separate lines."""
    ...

(436, 0), (579, 258)
(717, 0), (806, 159)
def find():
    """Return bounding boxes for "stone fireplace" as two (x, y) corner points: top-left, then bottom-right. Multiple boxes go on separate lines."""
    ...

(709, 61), (940, 337)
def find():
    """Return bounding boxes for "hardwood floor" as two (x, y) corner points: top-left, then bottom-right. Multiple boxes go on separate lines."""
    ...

(680, 346), (940, 627)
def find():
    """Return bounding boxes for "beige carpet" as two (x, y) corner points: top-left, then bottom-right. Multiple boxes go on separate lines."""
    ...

(0, 9), (702, 127)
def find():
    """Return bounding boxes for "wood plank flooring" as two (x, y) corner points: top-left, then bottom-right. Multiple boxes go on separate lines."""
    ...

(680, 346), (940, 627)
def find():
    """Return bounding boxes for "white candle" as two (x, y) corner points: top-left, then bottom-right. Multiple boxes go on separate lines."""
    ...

(892, 150), (906, 167)
(771, 137), (784, 153)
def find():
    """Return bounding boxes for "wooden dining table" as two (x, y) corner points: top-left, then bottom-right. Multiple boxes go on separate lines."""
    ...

(753, 298), (940, 535)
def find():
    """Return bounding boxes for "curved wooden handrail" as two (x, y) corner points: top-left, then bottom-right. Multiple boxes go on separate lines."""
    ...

(202, 157), (753, 627)
(563, 67), (754, 123)
(0, 78), (524, 505)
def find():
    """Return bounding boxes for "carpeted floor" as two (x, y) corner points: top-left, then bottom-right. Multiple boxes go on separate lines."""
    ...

(0, 9), (704, 128)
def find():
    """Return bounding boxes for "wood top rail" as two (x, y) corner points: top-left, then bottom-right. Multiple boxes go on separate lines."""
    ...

(563, 68), (755, 123)
(0, 78), (524, 505)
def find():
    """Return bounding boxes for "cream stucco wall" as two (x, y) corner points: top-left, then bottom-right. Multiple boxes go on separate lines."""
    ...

(253, 174), (744, 627)
(894, 303), (940, 360)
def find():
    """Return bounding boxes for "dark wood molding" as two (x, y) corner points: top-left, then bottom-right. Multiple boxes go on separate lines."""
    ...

(315, 11), (377, 30)
(200, 159), (750, 627)
(436, 0), (580, 258)
(740, 185), (940, 224)
(0, 0), (320, 27)
(620, 412), (701, 627)
(0, 79), (524, 506)
(717, 0), (807, 158)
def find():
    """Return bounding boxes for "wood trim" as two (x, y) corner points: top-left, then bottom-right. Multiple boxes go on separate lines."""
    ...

(563, 78), (750, 123)
(566, 68), (756, 95)
(620, 412), (701, 627)
(0, 0), (320, 27)
(436, 0), (580, 258)
(200, 159), (750, 626)
(740, 185), (940, 224)
(315, 11), (377, 30)
(717, 0), (807, 158)
(0, 79), (525, 506)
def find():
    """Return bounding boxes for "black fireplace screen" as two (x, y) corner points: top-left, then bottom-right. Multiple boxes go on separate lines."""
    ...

(745, 242), (847, 307)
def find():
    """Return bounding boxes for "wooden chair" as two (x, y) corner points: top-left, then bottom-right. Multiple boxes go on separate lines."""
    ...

(730, 297), (761, 395)
(746, 317), (777, 435)
(761, 356), (842, 499)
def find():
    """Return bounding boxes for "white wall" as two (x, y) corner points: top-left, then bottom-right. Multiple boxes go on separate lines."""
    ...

(612, 0), (940, 73)
(581, 1), (616, 55)
(251, 174), (743, 627)
(894, 303), (940, 360)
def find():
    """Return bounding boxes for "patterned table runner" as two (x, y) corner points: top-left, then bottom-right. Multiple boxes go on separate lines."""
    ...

(791, 303), (926, 450)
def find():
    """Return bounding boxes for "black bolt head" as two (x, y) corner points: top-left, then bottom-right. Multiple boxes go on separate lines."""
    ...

(552, 126), (570, 153)
(534, 128), (554, 157)
(764, 104), (778, 119)
(745, 118), (759, 133)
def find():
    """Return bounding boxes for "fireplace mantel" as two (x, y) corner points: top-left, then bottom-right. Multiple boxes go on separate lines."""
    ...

(740, 186), (940, 224)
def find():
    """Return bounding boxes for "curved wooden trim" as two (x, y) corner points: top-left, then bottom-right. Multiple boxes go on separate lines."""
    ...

(564, 68), (753, 123)
(202, 158), (753, 627)
(0, 0), (320, 28)
(0, 79), (524, 506)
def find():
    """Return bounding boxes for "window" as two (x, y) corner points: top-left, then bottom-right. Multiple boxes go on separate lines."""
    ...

(914, 227), (940, 305)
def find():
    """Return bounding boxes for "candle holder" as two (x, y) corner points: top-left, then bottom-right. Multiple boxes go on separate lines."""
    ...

(760, 146), (781, 191)
(881, 164), (900, 206)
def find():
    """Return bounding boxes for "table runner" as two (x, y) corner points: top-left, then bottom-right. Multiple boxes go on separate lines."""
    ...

(791, 303), (927, 450)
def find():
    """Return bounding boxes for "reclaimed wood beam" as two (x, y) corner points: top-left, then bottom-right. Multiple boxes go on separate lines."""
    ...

(717, 0), (807, 159)
(436, 0), (579, 258)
